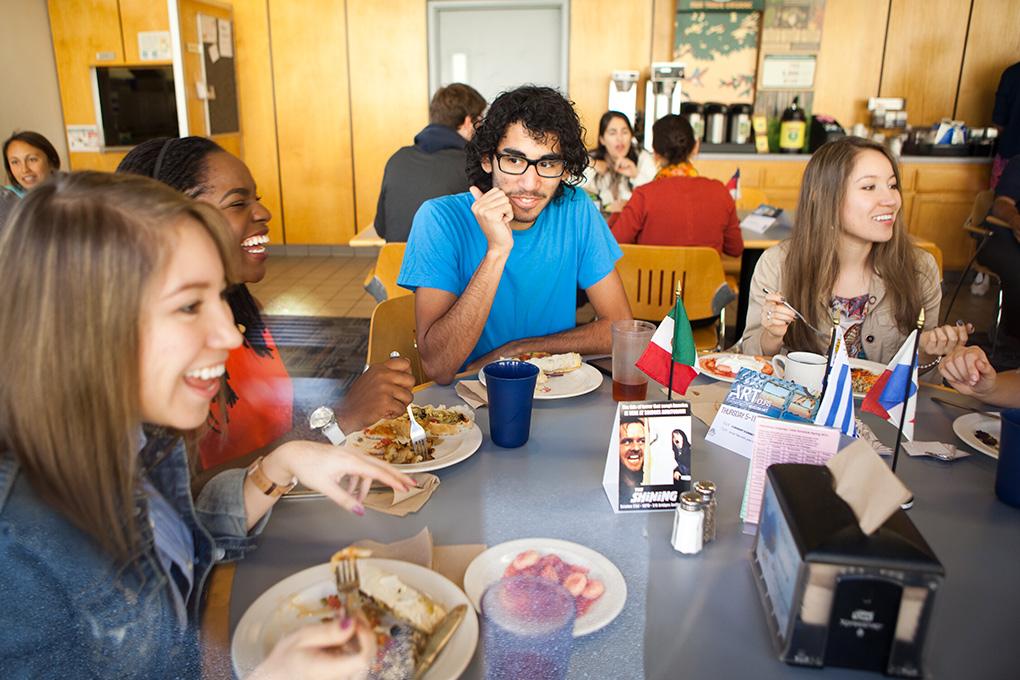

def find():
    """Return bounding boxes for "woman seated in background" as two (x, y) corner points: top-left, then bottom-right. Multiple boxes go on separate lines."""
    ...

(118, 138), (415, 472)
(0, 172), (410, 677)
(939, 345), (1020, 407)
(741, 137), (968, 365)
(581, 111), (656, 213)
(3, 130), (60, 196)
(610, 114), (743, 257)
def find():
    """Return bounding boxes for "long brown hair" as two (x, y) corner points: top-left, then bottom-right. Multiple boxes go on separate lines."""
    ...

(784, 137), (922, 353)
(0, 171), (237, 563)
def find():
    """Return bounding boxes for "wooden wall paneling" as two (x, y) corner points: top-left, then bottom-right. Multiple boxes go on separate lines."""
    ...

(650, 0), (676, 62)
(346, 0), (429, 237)
(233, 0), (284, 245)
(177, 0), (233, 138)
(908, 195), (978, 270)
(880, 0), (970, 128)
(268, 0), (355, 244)
(955, 0), (1020, 126)
(568, 0), (654, 148)
(48, 0), (125, 170)
(695, 159), (762, 187)
(119, 0), (170, 63)
(813, 0), (889, 127)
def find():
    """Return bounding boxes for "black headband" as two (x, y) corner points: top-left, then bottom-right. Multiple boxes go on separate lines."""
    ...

(151, 138), (175, 181)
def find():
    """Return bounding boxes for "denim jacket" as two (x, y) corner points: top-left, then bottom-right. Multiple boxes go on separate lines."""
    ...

(0, 429), (269, 679)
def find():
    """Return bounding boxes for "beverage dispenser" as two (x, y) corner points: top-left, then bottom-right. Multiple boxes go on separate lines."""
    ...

(607, 70), (640, 127)
(643, 62), (685, 152)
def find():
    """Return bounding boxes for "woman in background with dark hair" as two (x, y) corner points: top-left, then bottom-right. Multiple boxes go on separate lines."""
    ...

(581, 111), (656, 213)
(3, 130), (61, 196)
(118, 137), (415, 472)
(610, 114), (743, 257)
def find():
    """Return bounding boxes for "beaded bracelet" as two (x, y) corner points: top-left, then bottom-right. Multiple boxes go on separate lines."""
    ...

(918, 356), (942, 372)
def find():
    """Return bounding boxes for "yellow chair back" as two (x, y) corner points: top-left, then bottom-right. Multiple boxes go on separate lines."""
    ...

(616, 244), (730, 350)
(365, 243), (412, 301)
(914, 241), (944, 275)
(367, 294), (427, 385)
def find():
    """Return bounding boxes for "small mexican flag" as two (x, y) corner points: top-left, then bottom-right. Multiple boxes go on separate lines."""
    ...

(634, 297), (698, 396)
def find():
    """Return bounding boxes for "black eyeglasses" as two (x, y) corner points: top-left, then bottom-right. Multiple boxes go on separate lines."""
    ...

(494, 152), (566, 178)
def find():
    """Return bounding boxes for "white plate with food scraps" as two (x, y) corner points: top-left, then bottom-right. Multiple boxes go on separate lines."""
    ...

(697, 353), (775, 383)
(478, 363), (604, 400)
(462, 538), (627, 637)
(952, 413), (1001, 459)
(232, 558), (478, 680)
(849, 358), (885, 399)
(347, 422), (483, 473)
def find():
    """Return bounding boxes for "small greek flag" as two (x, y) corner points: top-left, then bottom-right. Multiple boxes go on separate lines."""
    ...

(814, 326), (857, 437)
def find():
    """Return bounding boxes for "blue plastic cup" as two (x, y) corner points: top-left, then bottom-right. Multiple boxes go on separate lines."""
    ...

(483, 360), (539, 448)
(482, 575), (576, 680)
(995, 409), (1020, 508)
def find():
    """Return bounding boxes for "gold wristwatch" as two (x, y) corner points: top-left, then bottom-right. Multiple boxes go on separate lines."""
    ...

(246, 455), (297, 498)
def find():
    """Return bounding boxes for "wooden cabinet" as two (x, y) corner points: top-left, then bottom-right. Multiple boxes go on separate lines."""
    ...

(120, 1), (171, 64)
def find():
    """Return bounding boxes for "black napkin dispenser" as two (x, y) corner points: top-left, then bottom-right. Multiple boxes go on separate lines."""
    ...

(751, 464), (944, 677)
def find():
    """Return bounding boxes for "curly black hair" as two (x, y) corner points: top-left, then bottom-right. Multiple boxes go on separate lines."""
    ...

(465, 85), (587, 200)
(116, 136), (271, 358)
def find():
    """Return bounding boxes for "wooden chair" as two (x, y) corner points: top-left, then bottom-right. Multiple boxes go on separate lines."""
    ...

(616, 244), (734, 351)
(363, 242), (412, 303)
(367, 294), (427, 385)
(958, 189), (1008, 354)
(915, 241), (944, 275)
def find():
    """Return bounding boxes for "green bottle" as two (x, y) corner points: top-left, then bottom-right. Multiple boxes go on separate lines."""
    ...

(779, 96), (806, 154)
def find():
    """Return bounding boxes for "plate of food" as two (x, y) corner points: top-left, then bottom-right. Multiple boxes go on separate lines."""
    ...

(952, 412), (1001, 459)
(462, 538), (626, 637)
(478, 352), (603, 399)
(347, 404), (482, 473)
(232, 555), (478, 680)
(849, 358), (885, 399)
(697, 353), (774, 383)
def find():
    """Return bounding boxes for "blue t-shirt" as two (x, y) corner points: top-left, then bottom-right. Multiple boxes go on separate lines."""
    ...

(398, 185), (622, 366)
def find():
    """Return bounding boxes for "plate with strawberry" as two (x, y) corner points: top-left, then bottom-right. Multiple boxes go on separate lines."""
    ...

(462, 538), (626, 636)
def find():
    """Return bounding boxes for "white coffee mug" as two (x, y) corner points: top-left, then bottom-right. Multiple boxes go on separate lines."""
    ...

(772, 351), (827, 394)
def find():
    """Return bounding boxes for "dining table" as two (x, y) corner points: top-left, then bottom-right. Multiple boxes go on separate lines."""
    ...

(222, 372), (1020, 679)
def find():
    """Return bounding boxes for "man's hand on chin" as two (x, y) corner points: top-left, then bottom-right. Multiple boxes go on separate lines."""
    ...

(335, 357), (415, 432)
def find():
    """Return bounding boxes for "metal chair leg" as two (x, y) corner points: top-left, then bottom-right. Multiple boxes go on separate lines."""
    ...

(990, 282), (1004, 360)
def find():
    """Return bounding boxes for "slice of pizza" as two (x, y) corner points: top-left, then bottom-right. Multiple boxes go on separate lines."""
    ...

(526, 352), (582, 376)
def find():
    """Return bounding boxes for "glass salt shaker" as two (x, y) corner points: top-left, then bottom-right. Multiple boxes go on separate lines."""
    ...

(694, 480), (717, 544)
(671, 491), (704, 555)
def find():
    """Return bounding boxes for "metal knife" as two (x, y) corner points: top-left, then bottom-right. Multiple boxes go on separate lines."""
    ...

(414, 604), (467, 679)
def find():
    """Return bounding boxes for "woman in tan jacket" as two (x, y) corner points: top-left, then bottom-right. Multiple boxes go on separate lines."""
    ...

(741, 137), (969, 366)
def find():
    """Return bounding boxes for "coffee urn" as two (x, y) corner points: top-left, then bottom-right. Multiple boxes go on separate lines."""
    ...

(728, 104), (753, 144)
(680, 101), (705, 141)
(704, 103), (728, 145)
(643, 62), (685, 152)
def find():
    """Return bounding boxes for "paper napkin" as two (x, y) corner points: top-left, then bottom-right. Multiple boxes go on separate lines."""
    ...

(825, 440), (912, 535)
(902, 440), (970, 460)
(364, 472), (440, 516)
(456, 380), (488, 408)
(350, 527), (486, 589)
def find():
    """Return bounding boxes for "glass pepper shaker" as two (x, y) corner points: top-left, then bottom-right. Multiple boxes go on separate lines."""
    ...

(671, 491), (705, 555)
(694, 480), (717, 544)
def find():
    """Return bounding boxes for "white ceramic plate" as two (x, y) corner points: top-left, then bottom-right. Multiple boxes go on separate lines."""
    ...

(462, 538), (627, 637)
(849, 358), (886, 399)
(952, 412), (1001, 459)
(479, 363), (604, 400)
(232, 558), (478, 680)
(697, 353), (775, 383)
(347, 423), (483, 473)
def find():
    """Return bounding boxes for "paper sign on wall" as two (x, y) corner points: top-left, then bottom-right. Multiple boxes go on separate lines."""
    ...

(138, 31), (171, 61)
(218, 18), (233, 58)
(66, 125), (99, 152)
(199, 14), (217, 44)
(602, 401), (693, 513)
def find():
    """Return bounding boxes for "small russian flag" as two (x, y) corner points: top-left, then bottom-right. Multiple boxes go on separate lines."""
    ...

(861, 330), (919, 440)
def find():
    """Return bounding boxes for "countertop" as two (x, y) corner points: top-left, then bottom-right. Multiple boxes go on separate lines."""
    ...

(697, 152), (992, 164)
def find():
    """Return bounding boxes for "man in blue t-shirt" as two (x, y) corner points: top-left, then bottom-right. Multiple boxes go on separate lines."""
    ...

(398, 86), (633, 384)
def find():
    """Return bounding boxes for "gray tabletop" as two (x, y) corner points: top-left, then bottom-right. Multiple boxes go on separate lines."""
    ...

(229, 377), (1020, 679)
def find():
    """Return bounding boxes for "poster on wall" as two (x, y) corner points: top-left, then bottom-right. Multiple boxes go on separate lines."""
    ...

(674, 3), (762, 104)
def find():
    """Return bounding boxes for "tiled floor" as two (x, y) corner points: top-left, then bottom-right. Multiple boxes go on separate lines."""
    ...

(249, 255), (377, 318)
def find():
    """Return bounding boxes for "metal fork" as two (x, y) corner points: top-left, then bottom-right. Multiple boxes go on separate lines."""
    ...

(407, 404), (429, 459)
(334, 557), (362, 619)
(762, 287), (830, 338)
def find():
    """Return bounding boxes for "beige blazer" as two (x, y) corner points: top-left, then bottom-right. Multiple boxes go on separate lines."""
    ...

(740, 241), (941, 364)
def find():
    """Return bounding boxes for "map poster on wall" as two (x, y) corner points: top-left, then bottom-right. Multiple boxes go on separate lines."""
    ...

(675, 9), (761, 103)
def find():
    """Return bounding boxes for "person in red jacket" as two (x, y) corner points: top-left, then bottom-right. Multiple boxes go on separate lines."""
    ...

(610, 115), (743, 258)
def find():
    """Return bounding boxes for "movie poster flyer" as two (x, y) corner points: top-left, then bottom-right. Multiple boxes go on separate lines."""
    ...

(602, 400), (693, 513)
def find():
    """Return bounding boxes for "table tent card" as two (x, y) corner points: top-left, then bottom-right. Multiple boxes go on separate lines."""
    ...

(706, 367), (821, 459)
(602, 400), (693, 513)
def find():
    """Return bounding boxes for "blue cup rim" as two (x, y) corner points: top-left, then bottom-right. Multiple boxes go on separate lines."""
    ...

(482, 359), (540, 381)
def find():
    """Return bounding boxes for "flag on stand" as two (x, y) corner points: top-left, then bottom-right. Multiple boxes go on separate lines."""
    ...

(635, 297), (698, 396)
(861, 330), (919, 440)
(725, 168), (741, 200)
(814, 325), (857, 436)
